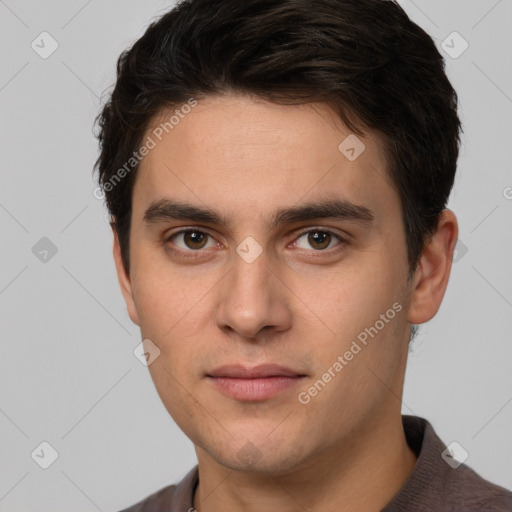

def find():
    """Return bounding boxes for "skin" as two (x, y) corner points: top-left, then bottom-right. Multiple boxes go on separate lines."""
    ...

(113, 94), (458, 512)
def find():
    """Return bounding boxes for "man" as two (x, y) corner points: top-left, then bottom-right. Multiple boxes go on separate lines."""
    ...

(94, 0), (512, 510)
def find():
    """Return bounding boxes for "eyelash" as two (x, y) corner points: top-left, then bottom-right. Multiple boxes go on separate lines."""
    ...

(164, 227), (348, 258)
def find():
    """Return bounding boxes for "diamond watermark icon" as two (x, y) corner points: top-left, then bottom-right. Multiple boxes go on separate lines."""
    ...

(32, 237), (58, 263)
(338, 134), (365, 161)
(237, 441), (263, 467)
(452, 239), (468, 263)
(31, 441), (59, 469)
(31, 32), (59, 59)
(441, 31), (468, 59)
(236, 236), (263, 263)
(134, 339), (161, 366)
(441, 441), (469, 469)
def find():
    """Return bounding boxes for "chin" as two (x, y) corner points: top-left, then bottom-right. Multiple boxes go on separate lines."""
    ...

(203, 435), (309, 476)
(218, 452), (301, 475)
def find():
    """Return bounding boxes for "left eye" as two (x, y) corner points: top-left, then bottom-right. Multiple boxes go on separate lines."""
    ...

(294, 230), (343, 251)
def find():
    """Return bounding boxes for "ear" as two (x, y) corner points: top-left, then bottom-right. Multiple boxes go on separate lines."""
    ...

(112, 224), (140, 326)
(407, 209), (458, 324)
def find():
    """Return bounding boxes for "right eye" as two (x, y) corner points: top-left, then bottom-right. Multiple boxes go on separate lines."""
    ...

(166, 229), (219, 253)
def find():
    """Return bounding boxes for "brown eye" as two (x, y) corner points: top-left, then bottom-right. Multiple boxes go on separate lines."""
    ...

(169, 230), (214, 250)
(183, 231), (208, 249)
(308, 231), (331, 250)
(295, 230), (342, 251)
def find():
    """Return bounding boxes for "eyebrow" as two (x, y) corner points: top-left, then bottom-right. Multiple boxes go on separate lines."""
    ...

(143, 198), (374, 228)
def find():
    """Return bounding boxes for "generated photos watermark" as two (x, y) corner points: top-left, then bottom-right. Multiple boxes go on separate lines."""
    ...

(298, 301), (403, 404)
(93, 97), (198, 200)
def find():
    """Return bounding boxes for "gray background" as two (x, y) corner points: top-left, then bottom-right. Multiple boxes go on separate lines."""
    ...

(1, 1), (511, 510)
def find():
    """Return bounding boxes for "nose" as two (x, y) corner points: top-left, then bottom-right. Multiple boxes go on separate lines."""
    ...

(214, 245), (293, 341)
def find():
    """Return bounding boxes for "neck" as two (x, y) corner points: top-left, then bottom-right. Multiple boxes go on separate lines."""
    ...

(193, 412), (417, 512)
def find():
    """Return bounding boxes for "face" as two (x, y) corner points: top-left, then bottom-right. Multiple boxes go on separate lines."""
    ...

(114, 94), (427, 475)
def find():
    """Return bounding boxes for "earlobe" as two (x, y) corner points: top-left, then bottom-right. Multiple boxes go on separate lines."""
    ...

(407, 209), (458, 325)
(112, 226), (140, 326)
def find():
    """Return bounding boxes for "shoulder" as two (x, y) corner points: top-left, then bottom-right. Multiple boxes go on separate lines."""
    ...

(448, 462), (512, 511)
(116, 484), (177, 512)
(388, 416), (512, 511)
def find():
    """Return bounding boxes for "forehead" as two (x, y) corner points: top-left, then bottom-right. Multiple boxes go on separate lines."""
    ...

(133, 94), (397, 225)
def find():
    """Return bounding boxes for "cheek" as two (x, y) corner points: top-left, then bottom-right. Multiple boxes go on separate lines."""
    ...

(130, 259), (213, 376)
(310, 260), (402, 340)
(306, 258), (408, 396)
(129, 250), (204, 338)
(147, 357), (206, 440)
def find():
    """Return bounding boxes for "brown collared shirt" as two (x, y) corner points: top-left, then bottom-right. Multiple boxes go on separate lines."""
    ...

(118, 415), (512, 511)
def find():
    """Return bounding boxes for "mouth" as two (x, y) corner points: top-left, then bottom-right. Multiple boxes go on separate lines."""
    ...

(206, 364), (307, 401)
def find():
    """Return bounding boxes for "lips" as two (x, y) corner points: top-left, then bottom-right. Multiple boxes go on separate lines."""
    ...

(207, 364), (304, 379)
(206, 364), (306, 401)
